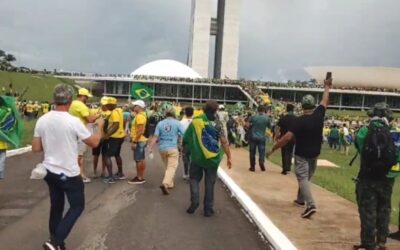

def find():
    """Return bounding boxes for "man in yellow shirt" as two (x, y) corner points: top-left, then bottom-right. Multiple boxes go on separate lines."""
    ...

(102, 97), (126, 183)
(33, 101), (40, 118)
(69, 88), (98, 183)
(128, 100), (148, 184)
(41, 101), (50, 114)
(0, 140), (7, 179)
(25, 101), (34, 120)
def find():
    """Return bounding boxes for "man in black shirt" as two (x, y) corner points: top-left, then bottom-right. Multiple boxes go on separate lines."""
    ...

(275, 103), (296, 175)
(268, 78), (332, 219)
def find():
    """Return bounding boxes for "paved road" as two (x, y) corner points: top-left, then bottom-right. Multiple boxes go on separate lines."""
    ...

(0, 143), (268, 250)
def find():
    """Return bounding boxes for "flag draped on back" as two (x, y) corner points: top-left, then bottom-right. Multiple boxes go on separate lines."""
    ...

(0, 96), (23, 148)
(131, 83), (153, 100)
(183, 114), (223, 169)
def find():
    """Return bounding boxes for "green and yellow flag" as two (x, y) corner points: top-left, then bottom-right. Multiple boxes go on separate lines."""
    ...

(0, 96), (23, 148)
(131, 83), (153, 100)
(183, 114), (224, 169)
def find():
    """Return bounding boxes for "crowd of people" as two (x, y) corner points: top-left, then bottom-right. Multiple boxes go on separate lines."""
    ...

(1, 77), (399, 250)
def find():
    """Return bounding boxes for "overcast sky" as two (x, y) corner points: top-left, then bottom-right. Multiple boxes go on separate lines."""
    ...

(1, 0), (399, 81)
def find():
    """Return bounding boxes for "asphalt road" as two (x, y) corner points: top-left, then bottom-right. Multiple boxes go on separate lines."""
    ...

(0, 143), (268, 250)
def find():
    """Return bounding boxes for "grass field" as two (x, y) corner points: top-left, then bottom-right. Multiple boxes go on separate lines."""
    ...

(267, 142), (400, 225)
(0, 71), (76, 101)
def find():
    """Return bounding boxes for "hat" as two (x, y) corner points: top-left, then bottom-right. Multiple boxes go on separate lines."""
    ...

(367, 102), (393, 120)
(131, 100), (146, 109)
(219, 104), (225, 110)
(301, 95), (316, 110)
(100, 96), (109, 105)
(78, 88), (93, 98)
(53, 84), (74, 105)
(107, 97), (117, 105)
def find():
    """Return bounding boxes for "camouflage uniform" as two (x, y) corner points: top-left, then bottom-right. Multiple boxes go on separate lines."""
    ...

(354, 103), (396, 250)
(356, 178), (394, 249)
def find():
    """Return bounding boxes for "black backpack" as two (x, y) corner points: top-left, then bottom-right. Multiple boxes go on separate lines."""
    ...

(360, 120), (397, 178)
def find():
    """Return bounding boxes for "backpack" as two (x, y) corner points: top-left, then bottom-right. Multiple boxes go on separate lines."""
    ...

(360, 120), (397, 178)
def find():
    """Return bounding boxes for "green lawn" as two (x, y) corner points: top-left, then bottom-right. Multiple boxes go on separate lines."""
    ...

(267, 142), (400, 225)
(0, 71), (76, 102)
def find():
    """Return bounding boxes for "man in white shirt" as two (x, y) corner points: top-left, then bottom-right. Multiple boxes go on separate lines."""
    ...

(217, 105), (229, 140)
(32, 84), (103, 250)
(179, 107), (194, 180)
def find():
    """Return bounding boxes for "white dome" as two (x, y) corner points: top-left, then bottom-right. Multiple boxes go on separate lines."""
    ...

(131, 59), (202, 79)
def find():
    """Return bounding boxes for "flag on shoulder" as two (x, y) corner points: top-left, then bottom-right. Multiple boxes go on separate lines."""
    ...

(0, 96), (23, 148)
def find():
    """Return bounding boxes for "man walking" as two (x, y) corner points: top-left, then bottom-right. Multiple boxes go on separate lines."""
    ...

(268, 77), (332, 218)
(69, 88), (99, 183)
(183, 100), (232, 217)
(275, 103), (296, 175)
(248, 105), (271, 172)
(353, 103), (397, 250)
(102, 97), (126, 183)
(217, 104), (229, 140)
(32, 84), (103, 250)
(148, 106), (185, 194)
(128, 100), (148, 184)
(180, 106), (194, 180)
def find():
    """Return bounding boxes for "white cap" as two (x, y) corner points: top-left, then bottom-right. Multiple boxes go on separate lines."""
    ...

(131, 100), (146, 108)
(219, 104), (225, 109)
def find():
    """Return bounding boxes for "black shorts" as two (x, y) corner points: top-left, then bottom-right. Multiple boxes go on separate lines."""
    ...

(92, 141), (103, 156)
(103, 138), (124, 157)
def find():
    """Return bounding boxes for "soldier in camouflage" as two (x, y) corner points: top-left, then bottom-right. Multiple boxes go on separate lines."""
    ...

(354, 103), (396, 250)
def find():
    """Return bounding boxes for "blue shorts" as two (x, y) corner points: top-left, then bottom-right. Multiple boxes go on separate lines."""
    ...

(133, 142), (147, 161)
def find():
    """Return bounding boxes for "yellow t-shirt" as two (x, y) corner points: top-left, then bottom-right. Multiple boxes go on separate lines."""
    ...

(26, 104), (34, 113)
(33, 104), (40, 112)
(101, 110), (111, 119)
(69, 100), (90, 125)
(42, 103), (49, 113)
(0, 141), (7, 150)
(130, 112), (147, 142)
(108, 108), (125, 139)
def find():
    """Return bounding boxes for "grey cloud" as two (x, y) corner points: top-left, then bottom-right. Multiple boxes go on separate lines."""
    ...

(1, 0), (399, 80)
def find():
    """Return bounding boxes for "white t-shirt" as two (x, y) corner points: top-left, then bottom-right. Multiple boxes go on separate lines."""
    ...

(180, 117), (193, 132)
(343, 127), (349, 136)
(34, 111), (91, 177)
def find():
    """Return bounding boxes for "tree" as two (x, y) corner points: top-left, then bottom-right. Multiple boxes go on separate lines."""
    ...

(0, 50), (5, 58)
(4, 54), (16, 63)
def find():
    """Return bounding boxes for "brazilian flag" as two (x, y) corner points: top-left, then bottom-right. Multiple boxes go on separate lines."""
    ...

(0, 96), (23, 148)
(131, 83), (153, 100)
(183, 114), (224, 169)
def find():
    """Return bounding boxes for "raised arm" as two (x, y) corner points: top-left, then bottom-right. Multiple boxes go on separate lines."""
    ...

(320, 78), (333, 108)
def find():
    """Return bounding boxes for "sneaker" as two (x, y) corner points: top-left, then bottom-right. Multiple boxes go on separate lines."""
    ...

(186, 203), (199, 214)
(204, 208), (215, 217)
(301, 205), (317, 219)
(182, 174), (189, 180)
(103, 177), (116, 184)
(353, 244), (375, 250)
(160, 185), (169, 195)
(128, 176), (146, 185)
(249, 167), (255, 172)
(82, 176), (91, 183)
(114, 173), (127, 180)
(293, 200), (305, 207)
(43, 242), (63, 250)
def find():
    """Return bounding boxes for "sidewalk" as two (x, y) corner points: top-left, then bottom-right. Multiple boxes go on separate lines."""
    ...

(220, 148), (400, 250)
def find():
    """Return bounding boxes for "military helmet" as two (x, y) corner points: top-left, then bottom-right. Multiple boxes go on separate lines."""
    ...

(301, 94), (316, 110)
(367, 102), (393, 121)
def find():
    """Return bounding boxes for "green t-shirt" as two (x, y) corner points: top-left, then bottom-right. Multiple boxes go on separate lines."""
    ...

(329, 127), (339, 139)
(249, 114), (271, 140)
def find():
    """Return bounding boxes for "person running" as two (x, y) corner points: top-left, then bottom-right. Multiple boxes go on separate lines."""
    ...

(268, 77), (332, 219)
(183, 100), (232, 217)
(102, 97), (126, 183)
(180, 106), (194, 180)
(275, 103), (296, 175)
(248, 105), (271, 172)
(128, 100), (148, 184)
(32, 84), (103, 250)
(69, 88), (99, 183)
(148, 106), (185, 194)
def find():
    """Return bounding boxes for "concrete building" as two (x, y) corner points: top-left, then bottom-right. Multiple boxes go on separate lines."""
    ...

(188, 0), (241, 79)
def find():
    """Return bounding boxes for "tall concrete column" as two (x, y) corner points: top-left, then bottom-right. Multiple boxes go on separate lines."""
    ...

(188, 0), (212, 78)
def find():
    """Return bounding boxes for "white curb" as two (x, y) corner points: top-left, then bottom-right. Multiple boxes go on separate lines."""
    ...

(218, 168), (298, 250)
(6, 146), (32, 158)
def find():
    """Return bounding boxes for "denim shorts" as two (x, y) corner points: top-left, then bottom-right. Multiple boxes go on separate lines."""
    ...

(0, 150), (5, 178)
(133, 142), (147, 161)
